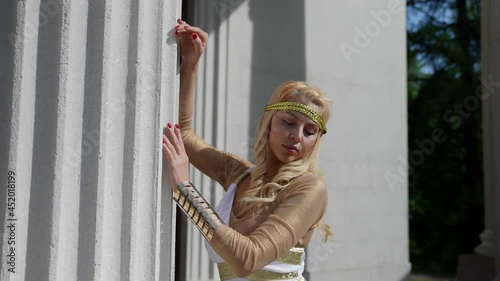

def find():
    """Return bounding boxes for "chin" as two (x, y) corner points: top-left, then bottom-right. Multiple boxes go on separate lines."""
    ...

(279, 154), (301, 163)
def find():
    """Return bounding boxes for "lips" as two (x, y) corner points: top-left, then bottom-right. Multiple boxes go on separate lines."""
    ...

(282, 144), (298, 152)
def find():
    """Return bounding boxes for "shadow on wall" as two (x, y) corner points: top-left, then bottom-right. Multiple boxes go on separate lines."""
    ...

(26, 1), (64, 280)
(248, 0), (306, 161)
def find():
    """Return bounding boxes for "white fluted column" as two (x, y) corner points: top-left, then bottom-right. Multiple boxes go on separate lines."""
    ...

(479, 0), (499, 260)
(475, 0), (495, 250)
(0, 0), (181, 280)
(480, 0), (500, 279)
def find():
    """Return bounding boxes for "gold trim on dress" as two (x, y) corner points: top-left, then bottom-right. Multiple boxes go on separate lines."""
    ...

(217, 247), (305, 280)
(277, 247), (304, 265)
(217, 262), (300, 281)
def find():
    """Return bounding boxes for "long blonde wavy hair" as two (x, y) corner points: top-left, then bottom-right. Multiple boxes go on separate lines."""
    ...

(240, 81), (333, 241)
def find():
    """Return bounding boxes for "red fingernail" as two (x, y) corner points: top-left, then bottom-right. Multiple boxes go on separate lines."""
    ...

(175, 124), (179, 129)
(192, 33), (198, 40)
(174, 31), (179, 36)
(167, 123), (172, 128)
(175, 25), (179, 30)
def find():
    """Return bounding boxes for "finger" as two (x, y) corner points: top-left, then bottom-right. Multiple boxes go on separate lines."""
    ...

(175, 23), (190, 32)
(174, 124), (186, 154)
(162, 141), (170, 156)
(174, 30), (199, 44)
(174, 30), (195, 38)
(165, 124), (183, 155)
(162, 140), (175, 160)
(177, 18), (187, 25)
(163, 124), (171, 136)
(185, 26), (208, 41)
(191, 33), (203, 51)
(163, 126), (179, 156)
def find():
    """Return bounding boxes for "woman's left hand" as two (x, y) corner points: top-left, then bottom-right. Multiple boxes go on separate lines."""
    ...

(162, 123), (190, 192)
(175, 19), (208, 67)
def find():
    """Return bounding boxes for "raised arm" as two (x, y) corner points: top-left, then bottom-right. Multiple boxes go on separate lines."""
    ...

(176, 20), (201, 133)
(174, 20), (250, 189)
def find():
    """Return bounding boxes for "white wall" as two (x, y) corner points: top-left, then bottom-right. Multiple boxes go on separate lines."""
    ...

(304, 0), (410, 280)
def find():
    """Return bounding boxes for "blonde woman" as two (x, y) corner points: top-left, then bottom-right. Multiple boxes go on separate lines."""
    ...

(162, 19), (332, 281)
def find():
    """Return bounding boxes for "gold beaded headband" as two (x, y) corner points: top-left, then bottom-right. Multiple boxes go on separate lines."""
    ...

(265, 102), (327, 135)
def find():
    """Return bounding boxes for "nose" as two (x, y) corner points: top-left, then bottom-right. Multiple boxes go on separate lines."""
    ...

(289, 127), (303, 142)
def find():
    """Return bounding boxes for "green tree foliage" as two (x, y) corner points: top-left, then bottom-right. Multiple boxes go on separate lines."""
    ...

(407, 0), (483, 274)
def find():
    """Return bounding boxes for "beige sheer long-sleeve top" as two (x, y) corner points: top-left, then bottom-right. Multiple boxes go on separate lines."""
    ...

(179, 115), (328, 278)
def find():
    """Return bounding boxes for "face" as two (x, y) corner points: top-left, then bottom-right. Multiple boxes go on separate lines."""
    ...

(267, 105), (321, 165)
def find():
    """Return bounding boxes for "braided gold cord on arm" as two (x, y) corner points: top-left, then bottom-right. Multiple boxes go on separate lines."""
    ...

(173, 181), (223, 241)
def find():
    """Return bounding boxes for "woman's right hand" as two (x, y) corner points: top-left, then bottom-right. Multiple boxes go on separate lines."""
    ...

(162, 123), (190, 193)
(175, 19), (208, 67)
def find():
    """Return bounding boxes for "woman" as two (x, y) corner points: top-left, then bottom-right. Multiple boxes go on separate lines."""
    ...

(162, 19), (332, 281)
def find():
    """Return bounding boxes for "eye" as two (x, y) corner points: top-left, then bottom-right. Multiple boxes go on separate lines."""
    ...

(282, 119), (293, 126)
(304, 126), (318, 137)
(304, 130), (315, 136)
